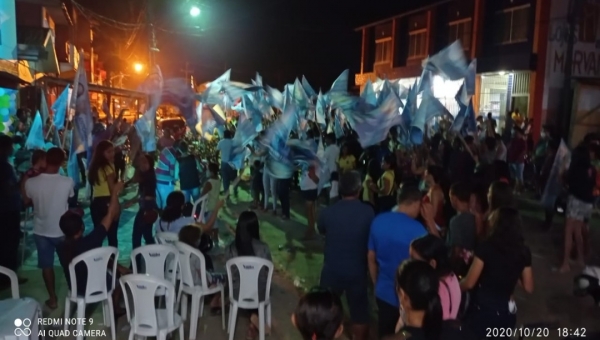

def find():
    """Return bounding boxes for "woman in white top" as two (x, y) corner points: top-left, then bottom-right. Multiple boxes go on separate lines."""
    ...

(299, 162), (319, 240)
(155, 191), (195, 234)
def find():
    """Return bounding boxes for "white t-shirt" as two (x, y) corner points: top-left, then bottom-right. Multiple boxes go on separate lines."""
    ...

(217, 139), (233, 163)
(324, 144), (340, 175)
(299, 168), (318, 191)
(25, 173), (74, 238)
(155, 216), (195, 234)
(496, 141), (507, 161)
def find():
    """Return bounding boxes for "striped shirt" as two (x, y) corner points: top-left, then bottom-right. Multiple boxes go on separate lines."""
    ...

(156, 147), (177, 184)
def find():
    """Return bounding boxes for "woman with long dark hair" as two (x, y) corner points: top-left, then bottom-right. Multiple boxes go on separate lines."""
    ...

(409, 235), (461, 321)
(155, 191), (194, 234)
(127, 154), (157, 249)
(225, 211), (272, 339)
(394, 260), (443, 340)
(88, 140), (120, 247)
(460, 207), (534, 339)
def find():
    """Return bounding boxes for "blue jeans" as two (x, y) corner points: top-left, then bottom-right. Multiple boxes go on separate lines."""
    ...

(220, 162), (238, 195)
(277, 177), (291, 217)
(90, 196), (120, 248)
(182, 187), (200, 203)
(34, 235), (64, 269)
(156, 182), (175, 209)
(132, 199), (157, 250)
(509, 162), (524, 182)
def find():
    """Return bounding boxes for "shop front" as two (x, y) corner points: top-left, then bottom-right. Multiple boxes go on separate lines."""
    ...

(478, 71), (531, 133)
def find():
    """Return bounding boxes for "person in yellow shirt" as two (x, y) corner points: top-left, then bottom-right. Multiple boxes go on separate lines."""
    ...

(369, 154), (397, 213)
(88, 140), (120, 247)
(337, 144), (356, 174)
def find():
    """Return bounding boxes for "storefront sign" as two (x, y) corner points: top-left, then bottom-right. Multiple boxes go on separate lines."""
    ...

(0, 0), (17, 60)
(552, 48), (600, 77)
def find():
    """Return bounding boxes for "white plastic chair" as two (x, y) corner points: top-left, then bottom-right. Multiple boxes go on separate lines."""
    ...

(175, 241), (225, 340)
(191, 193), (209, 222)
(226, 257), (274, 340)
(0, 266), (19, 298)
(155, 231), (179, 245)
(120, 274), (184, 340)
(63, 247), (119, 340)
(130, 244), (180, 298)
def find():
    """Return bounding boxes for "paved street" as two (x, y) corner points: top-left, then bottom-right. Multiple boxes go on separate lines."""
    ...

(2, 181), (600, 339)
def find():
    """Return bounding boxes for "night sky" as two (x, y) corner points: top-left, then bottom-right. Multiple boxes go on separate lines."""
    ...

(81, 0), (439, 89)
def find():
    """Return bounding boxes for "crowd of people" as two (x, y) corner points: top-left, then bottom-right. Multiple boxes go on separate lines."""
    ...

(0, 105), (597, 340)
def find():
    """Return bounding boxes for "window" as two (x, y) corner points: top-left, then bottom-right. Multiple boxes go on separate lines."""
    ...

(375, 38), (392, 64)
(449, 19), (472, 50)
(408, 30), (427, 59)
(580, 3), (600, 43)
(494, 5), (530, 44)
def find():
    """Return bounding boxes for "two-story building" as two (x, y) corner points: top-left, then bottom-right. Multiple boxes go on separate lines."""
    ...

(355, 0), (600, 145)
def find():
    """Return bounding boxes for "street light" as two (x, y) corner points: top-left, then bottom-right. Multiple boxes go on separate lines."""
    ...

(134, 63), (144, 73)
(190, 5), (201, 17)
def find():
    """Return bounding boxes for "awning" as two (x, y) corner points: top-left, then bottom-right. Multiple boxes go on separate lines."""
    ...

(38, 76), (148, 99)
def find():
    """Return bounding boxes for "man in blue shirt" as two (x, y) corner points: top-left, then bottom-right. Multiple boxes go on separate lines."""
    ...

(368, 184), (428, 338)
(0, 135), (25, 285)
(319, 171), (374, 340)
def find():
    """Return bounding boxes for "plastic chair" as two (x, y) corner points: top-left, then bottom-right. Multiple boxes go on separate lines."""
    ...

(120, 274), (184, 340)
(0, 266), (19, 298)
(155, 231), (179, 245)
(130, 244), (180, 298)
(191, 193), (209, 222)
(225, 257), (274, 340)
(63, 247), (119, 340)
(175, 241), (225, 340)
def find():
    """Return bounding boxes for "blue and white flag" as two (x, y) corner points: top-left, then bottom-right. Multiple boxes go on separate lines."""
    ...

(242, 95), (263, 132)
(354, 92), (402, 148)
(266, 85), (284, 111)
(417, 69), (433, 94)
(410, 88), (450, 145)
(424, 40), (468, 81)
(40, 90), (49, 124)
(230, 118), (259, 169)
(361, 79), (377, 109)
(25, 111), (45, 150)
(199, 69), (231, 105)
(198, 104), (225, 138)
(51, 86), (70, 130)
(162, 78), (197, 130)
(67, 130), (80, 188)
(329, 69), (349, 94)
(292, 78), (310, 110)
(69, 53), (93, 159)
(465, 59), (477, 96)
(315, 91), (327, 128)
(301, 75), (317, 99)
(135, 65), (163, 152)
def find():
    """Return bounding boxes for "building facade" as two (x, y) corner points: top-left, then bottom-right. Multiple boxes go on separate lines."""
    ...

(355, 0), (600, 145)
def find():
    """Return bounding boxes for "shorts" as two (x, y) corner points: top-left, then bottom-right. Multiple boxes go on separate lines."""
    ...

(301, 189), (318, 202)
(320, 268), (369, 324)
(34, 235), (64, 269)
(566, 195), (593, 222)
(509, 163), (524, 182)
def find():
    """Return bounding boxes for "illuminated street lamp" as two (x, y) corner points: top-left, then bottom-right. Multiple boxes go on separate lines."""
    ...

(134, 63), (144, 73)
(190, 5), (201, 17)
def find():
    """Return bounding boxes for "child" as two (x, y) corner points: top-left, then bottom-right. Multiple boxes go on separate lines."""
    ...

(251, 159), (264, 210)
(292, 287), (344, 340)
(178, 224), (226, 314)
(20, 149), (46, 201)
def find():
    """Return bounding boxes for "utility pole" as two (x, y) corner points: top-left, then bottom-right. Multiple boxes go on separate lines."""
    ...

(559, 0), (582, 140)
(147, 0), (159, 67)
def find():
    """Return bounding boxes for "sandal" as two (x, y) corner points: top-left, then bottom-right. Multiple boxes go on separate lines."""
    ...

(246, 324), (258, 340)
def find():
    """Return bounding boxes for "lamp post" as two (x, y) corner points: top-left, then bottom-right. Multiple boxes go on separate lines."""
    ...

(190, 5), (201, 17)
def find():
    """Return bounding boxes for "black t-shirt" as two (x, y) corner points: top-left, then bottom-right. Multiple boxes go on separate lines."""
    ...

(473, 240), (532, 302)
(57, 227), (107, 296)
(138, 170), (157, 197)
(567, 160), (596, 203)
(178, 155), (201, 190)
(398, 323), (475, 340)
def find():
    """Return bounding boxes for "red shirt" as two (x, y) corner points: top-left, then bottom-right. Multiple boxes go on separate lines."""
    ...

(507, 138), (526, 163)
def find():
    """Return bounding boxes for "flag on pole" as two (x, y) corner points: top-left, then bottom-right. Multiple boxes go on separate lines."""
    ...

(25, 111), (45, 149)
(51, 86), (70, 130)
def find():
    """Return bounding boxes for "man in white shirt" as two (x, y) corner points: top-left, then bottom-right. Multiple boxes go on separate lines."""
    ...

(323, 134), (340, 203)
(24, 147), (74, 310)
(217, 130), (237, 197)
